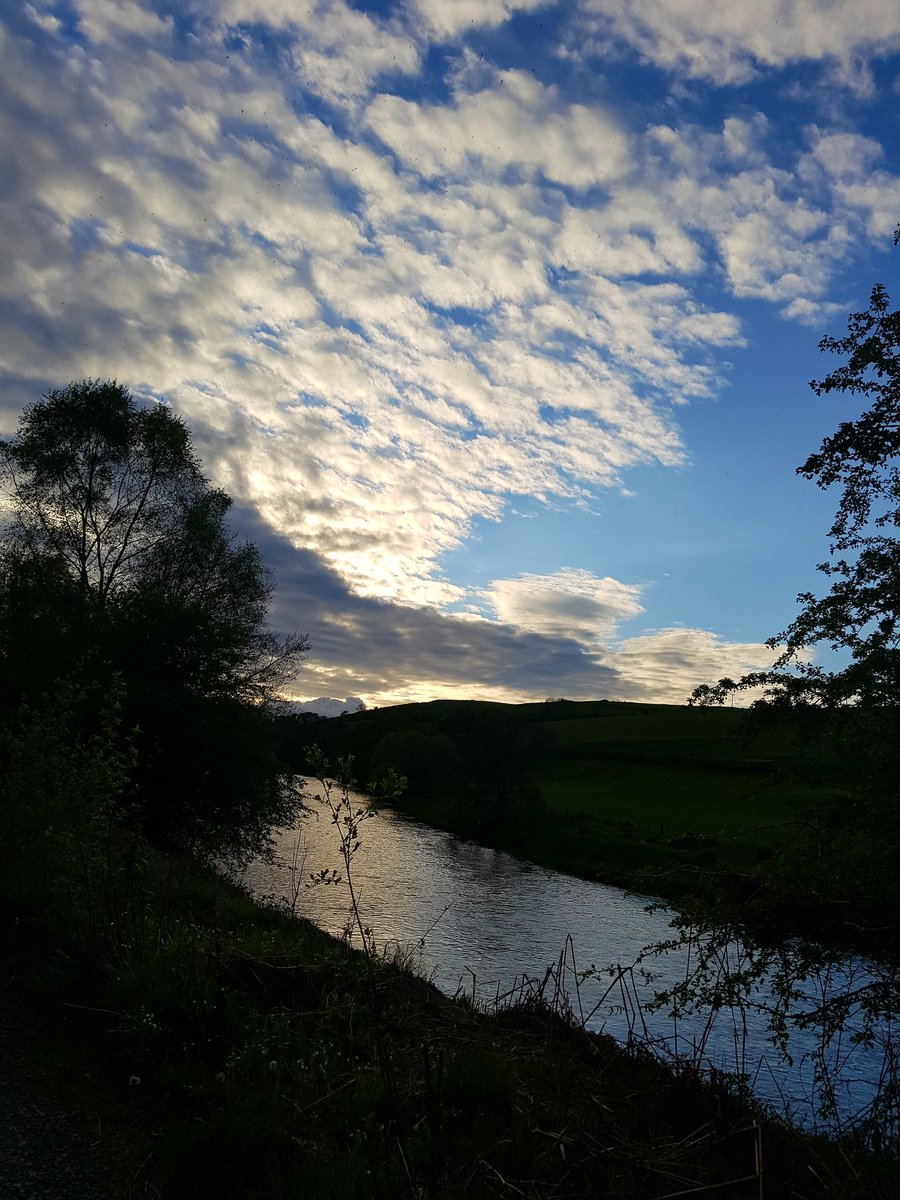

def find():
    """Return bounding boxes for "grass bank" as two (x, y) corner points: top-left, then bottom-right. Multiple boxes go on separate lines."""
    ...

(2, 839), (894, 1199)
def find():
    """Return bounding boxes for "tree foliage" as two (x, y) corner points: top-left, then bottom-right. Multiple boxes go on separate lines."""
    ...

(2, 379), (204, 610)
(687, 267), (900, 958)
(678, 275), (900, 1135)
(691, 280), (900, 713)
(0, 380), (308, 859)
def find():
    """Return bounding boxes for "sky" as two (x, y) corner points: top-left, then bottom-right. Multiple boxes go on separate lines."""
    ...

(1, 0), (899, 709)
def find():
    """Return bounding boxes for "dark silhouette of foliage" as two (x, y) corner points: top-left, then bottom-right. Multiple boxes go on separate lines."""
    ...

(691, 279), (900, 714)
(369, 729), (461, 793)
(447, 708), (550, 824)
(0, 380), (308, 859)
(2, 379), (205, 610)
(689, 268), (900, 953)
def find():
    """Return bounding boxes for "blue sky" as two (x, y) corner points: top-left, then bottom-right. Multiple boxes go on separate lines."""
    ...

(1, 0), (898, 707)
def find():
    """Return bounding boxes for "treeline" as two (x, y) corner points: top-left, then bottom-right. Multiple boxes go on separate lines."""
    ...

(279, 698), (558, 829)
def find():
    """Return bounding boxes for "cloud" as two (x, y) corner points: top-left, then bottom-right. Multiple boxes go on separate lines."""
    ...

(212, 0), (421, 105)
(2, 2), (895, 708)
(405, 0), (551, 40)
(288, 696), (366, 718)
(482, 568), (644, 642)
(568, 0), (900, 88)
(247, 529), (779, 707)
(472, 571), (781, 705)
(68, 0), (173, 46)
(800, 130), (900, 243)
(2, 12), (732, 607)
(611, 627), (783, 705)
(365, 71), (631, 189)
(243, 513), (624, 704)
(643, 122), (843, 312)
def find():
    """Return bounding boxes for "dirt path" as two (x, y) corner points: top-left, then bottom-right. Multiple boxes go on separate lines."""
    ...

(0, 1013), (122, 1200)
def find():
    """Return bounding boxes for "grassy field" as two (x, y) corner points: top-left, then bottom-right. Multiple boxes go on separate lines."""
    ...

(535, 704), (844, 843)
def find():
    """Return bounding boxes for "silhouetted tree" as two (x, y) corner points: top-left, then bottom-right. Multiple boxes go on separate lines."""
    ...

(0, 380), (308, 859)
(691, 277), (900, 715)
(369, 729), (460, 793)
(690, 263), (900, 947)
(2, 379), (205, 611)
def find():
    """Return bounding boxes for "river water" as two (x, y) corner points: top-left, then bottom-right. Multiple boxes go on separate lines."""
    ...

(241, 780), (893, 1135)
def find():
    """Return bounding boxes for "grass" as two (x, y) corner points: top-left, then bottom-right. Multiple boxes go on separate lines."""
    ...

(3, 841), (895, 1199)
(527, 707), (848, 899)
(536, 757), (792, 834)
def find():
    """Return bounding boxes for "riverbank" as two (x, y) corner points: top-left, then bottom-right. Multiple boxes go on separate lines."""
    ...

(280, 700), (894, 956)
(1, 839), (896, 1198)
(280, 701), (826, 898)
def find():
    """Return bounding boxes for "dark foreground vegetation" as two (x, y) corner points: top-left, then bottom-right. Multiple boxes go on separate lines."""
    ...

(4, 803), (896, 1199)
(0, 380), (308, 864)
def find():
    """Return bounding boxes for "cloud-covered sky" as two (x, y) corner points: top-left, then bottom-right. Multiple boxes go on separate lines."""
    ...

(2, 0), (898, 706)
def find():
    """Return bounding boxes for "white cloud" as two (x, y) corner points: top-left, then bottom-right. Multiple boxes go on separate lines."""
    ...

(470, 575), (781, 706)
(0, 9), (863, 609)
(805, 130), (883, 181)
(483, 568), (644, 641)
(68, 0), (173, 46)
(214, 0), (421, 104)
(800, 130), (900, 244)
(365, 72), (631, 189)
(286, 616), (787, 709)
(554, 196), (702, 279)
(611, 627), (783, 705)
(288, 696), (366, 718)
(569, 0), (900, 87)
(1, 10), (719, 602)
(405, 0), (551, 40)
(641, 121), (855, 312)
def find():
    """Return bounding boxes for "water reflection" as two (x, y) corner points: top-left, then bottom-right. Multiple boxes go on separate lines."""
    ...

(247, 794), (670, 999)
(241, 782), (887, 1131)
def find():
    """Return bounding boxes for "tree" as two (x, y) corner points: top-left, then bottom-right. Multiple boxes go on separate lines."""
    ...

(369, 729), (461, 793)
(0, 380), (308, 859)
(774, 279), (900, 709)
(687, 267), (900, 946)
(1, 379), (206, 611)
(113, 488), (302, 704)
(691, 277), (900, 715)
(661, 265), (900, 1145)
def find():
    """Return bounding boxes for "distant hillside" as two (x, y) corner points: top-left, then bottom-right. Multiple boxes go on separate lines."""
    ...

(278, 696), (837, 784)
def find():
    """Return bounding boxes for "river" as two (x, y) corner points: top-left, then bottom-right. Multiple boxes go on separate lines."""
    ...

(241, 779), (894, 1136)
